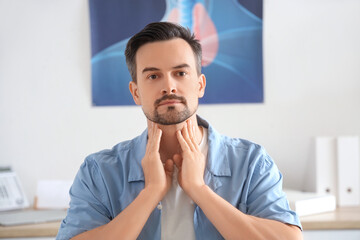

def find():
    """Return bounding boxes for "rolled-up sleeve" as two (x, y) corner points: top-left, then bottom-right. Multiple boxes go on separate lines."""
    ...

(245, 150), (302, 230)
(56, 157), (112, 240)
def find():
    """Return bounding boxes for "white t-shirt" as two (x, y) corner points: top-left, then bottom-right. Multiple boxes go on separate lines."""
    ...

(160, 127), (208, 240)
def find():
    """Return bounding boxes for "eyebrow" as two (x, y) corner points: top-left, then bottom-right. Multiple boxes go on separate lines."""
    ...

(172, 63), (190, 69)
(142, 67), (160, 74)
(141, 64), (190, 74)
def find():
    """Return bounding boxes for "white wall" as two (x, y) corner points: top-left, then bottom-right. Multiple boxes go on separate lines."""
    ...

(0, 0), (359, 204)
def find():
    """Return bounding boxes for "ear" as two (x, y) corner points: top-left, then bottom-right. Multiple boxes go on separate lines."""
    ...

(197, 74), (206, 98)
(129, 81), (142, 105)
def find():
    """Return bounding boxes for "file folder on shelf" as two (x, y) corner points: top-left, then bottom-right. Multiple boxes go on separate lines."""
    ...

(315, 137), (337, 196)
(337, 136), (360, 206)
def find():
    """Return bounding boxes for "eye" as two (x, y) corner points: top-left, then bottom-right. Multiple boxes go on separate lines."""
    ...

(176, 71), (187, 77)
(148, 74), (158, 80)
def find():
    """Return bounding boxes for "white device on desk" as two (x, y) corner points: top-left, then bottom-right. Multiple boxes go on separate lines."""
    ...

(0, 169), (68, 226)
(0, 170), (30, 211)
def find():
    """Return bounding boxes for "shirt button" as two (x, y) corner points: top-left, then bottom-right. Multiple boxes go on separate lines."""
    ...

(157, 204), (162, 210)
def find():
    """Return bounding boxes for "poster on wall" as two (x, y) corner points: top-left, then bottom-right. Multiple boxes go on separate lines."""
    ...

(89, 0), (263, 106)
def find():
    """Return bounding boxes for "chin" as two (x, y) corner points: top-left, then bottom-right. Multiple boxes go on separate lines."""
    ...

(144, 104), (197, 126)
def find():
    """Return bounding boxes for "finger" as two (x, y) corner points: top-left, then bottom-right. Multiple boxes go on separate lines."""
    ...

(164, 159), (174, 175)
(183, 121), (196, 151)
(173, 154), (183, 169)
(147, 122), (162, 152)
(189, 120), (200, 151)
(152, 124), (162, 152)
(148, 121), (154, 136)
(146, 122), (154, 151)
(176, 129), (189, 152)
(188, 119), (198, 146)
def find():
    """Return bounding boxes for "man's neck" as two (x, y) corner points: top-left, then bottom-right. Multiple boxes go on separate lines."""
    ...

(147, 115), (203, 162)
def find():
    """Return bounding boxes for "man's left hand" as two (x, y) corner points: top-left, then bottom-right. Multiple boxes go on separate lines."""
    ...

(174, 119), (206, 198)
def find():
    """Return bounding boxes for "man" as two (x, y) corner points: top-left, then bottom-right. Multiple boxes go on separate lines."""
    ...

(57, 22), (302, 240)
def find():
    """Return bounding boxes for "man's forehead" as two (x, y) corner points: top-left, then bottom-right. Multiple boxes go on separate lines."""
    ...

(135, 38), (196, 69)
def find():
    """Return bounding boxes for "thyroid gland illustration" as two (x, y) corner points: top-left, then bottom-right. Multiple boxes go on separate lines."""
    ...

(164, 0), (219, 67)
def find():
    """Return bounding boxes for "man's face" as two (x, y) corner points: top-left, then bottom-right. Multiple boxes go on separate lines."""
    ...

(129, 38), (206, 125)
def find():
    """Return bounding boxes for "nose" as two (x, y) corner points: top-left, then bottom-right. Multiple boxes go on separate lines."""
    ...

(161, 75), (177, 95)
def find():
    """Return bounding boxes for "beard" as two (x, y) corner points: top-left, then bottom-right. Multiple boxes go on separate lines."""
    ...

(143, 95), (197, 125)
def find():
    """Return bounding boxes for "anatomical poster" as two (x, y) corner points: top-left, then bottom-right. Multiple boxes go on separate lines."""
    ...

(89, 0), (263, 106)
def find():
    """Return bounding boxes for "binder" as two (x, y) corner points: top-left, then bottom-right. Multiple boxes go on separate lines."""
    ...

(337, 136), (360, 206)
(315, 137), (337, 196)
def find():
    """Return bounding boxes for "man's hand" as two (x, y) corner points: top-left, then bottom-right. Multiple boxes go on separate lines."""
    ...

(175, 119), (206, 198)
(142, 122), (174, 199)
(72, 122), (175, 240)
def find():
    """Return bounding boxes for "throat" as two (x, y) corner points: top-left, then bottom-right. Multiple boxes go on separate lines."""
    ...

(159, 135), (181, 162)
(158, 125), (204, 162)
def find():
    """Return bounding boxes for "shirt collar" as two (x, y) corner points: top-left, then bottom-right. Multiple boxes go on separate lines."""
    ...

(128, 128), (147, 182)
(197, 116), (231, 177)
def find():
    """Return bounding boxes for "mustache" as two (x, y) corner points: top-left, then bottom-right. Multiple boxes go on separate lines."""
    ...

(154, 94), (187, 107)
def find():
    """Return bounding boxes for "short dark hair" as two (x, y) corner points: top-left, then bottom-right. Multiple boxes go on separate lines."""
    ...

(125, 22), (202, 83)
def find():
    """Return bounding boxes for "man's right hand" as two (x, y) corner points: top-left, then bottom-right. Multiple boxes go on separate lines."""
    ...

(141, 122), (174, 199)
(72, 122), (174, 240)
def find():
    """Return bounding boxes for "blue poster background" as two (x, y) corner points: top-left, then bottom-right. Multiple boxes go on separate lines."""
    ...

(89, 0), (263, 106)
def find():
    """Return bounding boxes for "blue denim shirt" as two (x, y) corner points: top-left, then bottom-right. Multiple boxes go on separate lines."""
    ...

(57, 117), (301, 240)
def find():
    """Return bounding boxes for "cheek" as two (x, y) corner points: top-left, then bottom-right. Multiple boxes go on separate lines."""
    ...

(140, 92), (157, 108)
(141, 101), (154, 115)
(187, 83), (201, 98)
(186, 91), (199, 106)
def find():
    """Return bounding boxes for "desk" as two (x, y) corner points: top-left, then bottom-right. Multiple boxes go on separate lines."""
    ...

(0, 221), (60, 238)
(301, 207), (360, 240)
(0, 207), (359, 238)
(301, 206), (360, 230)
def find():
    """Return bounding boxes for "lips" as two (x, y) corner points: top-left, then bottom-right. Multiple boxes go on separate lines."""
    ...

(154, 95), (187, 108)
(158, 100), (182, 106)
